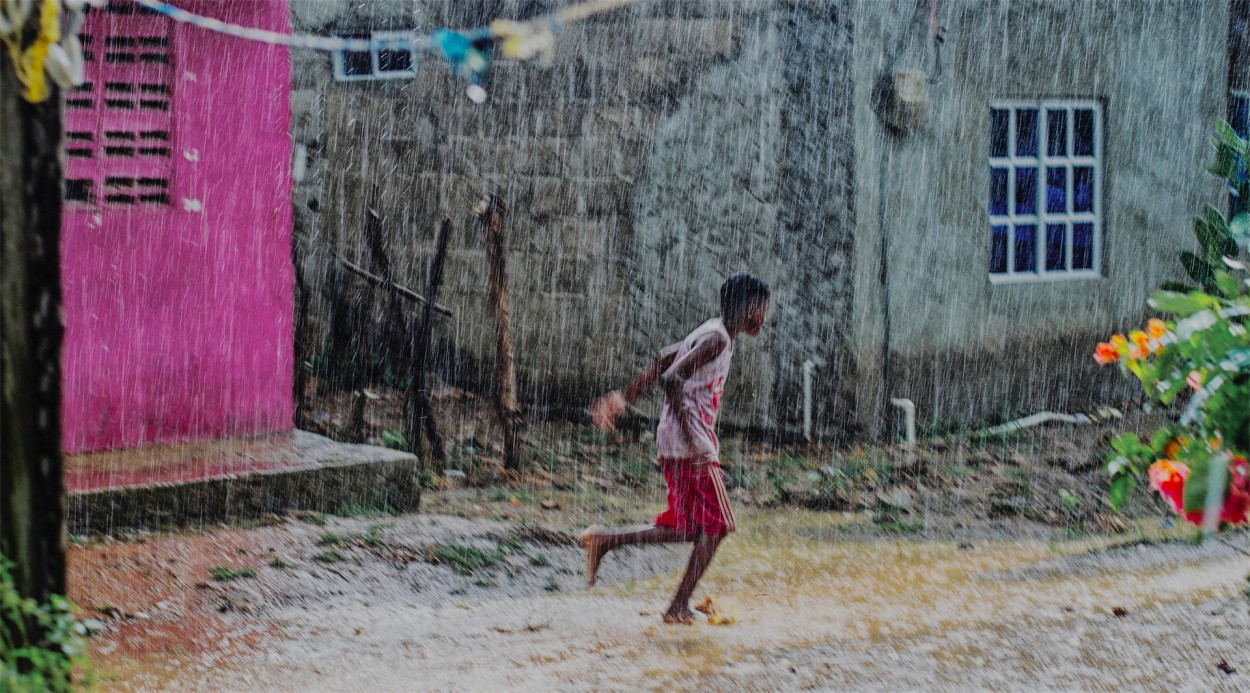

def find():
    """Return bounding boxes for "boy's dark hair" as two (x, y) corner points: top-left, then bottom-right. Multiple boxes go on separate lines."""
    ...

(720, 273), (770, 320)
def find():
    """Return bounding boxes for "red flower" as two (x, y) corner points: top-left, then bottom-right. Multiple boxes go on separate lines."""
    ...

(1093, 342), (1119, 365)
(1148, 456), (1250, 527)
(1148, 460), (1190, 516)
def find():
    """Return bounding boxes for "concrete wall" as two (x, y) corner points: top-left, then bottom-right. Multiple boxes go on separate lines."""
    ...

(291, 0), (855, 431)
(849, 0), (1231, 437)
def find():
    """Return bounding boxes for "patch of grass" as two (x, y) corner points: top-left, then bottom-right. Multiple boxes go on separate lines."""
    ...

(543, 577), (560, 592)
(528, 552), (550, 567)
(316, 532), (346, 546)
(312, 548), (347, 563)
(381, 429), (409, 452)
(363, 523), (391, 548)
(489, 488), (534, 504)
(268, 556), (293, 569)
(431, 543), (504, 575)
(209, 565), (257, 581)
(875, 518), (925, 534)
(473, 576), (498, 588)
(296, 511), (327, 526)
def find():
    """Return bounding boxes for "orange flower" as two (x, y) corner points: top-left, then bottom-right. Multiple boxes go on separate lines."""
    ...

(1147, 318), (1168, 338)
(1148, 459), (1190, 515)
(1163, 437), (1184, 459)
(1093, 342), (1119, 365)
(1110, 334), (1127, 349)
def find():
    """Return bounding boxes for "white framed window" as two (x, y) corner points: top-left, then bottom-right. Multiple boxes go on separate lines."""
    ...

(333, 32), (415, 81)
(988, 100), (1102, 281)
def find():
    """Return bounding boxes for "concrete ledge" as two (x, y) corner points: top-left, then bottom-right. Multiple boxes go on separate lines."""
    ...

(67, 431), (420, 534)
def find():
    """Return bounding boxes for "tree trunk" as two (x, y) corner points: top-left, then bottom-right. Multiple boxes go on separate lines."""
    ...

(477, 195), (522, 472)
(0, 33), (67, 636)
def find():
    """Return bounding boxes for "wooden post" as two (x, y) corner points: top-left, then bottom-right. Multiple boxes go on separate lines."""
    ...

(0, 27), (67, 637)
(477, 195), (523, 472)
(406, 217), (452, 466)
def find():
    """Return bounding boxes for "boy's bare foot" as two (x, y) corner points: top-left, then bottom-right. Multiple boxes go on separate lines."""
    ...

(661, 606), (695, 625)
(581, 527), (607, 587)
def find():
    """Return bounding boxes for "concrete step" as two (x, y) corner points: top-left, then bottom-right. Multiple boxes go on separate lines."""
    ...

(67, 430), (421, 534)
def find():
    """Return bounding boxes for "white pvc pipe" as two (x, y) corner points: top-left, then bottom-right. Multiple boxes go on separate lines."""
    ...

(890, 398), (916, 448)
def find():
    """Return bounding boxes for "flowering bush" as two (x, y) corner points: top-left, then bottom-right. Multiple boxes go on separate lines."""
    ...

(1100, 120), (1250, 529)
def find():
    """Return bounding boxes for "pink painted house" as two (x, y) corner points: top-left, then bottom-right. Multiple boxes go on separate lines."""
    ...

(61, 0), (293, 453)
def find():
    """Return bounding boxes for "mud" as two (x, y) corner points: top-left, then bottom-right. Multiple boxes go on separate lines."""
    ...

(70, 505), (1250, 691)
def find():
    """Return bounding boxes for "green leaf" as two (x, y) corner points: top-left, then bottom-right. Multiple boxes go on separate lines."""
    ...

(1208, 142), (1236, 178)
(1150, 427), (1175, 453)
(1215, 118), (1246, 151)
(1149, 290), (1220, 316)
(1182, 454), (1210, 514)
(1159, 280), (1195, 293)
(1108, 473), (1135, 511)
(1194, 215), (1239, 259)
(1230, 211), (1250, 245)
(1181, 250), (1214, 287)
(1214, 270), (1241, 298)
(1204, 204), (1230, 235)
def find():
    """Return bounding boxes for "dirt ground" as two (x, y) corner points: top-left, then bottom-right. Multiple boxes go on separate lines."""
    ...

(67, 399), (1250, 691)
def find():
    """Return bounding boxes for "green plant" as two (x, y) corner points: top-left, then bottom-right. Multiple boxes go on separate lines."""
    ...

(528, 552), (550, 567)
(1, 556), (93, 691)
(430, 543), (503, 575)
(209, 566), (257, 581)
(316, 532), (345, 547)
(543, 577), (560, 592)
(312, 548), (347, 563)
(1101, 120), (1249, 528)
(380, 429), (409, 452)
(268, 556), (293, 569)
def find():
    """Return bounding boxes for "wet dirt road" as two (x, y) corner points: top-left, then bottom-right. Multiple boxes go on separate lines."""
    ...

(75, 510), (1250, 691)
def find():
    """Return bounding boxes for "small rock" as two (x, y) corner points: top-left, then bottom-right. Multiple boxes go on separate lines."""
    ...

(540, 499), (560, 510)
(1216, 659), (1236, 675)
(1111, 606), (1128, 617)
(443, 469), (466, 479)
(876, 486), (913, 511)
(957, 542), (974, 550)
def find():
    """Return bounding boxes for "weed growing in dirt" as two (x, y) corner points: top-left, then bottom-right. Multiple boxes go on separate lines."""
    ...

(543, 577), (560, 592)
(209, 566), (257, 581)
(268, 556), (293, 569)
(430, 543), (504, 575)
(295, 511), (327, 526)
(316, 532), (345, 547)
(473, 577), (498, 588)
(380, 430), (409, 452)
(313, 548), (347, 563)
(528, 552), (550, 567)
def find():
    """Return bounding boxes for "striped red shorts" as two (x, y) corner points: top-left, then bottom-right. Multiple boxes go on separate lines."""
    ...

(654, 457), (736, 536)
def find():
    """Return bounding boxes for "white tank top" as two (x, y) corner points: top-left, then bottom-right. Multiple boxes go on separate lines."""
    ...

(656, 318), (734, 461)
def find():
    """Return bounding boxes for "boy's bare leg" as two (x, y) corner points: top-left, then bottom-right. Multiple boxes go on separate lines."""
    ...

(662, 532), (723, 624)
(582, 525), (694, 586)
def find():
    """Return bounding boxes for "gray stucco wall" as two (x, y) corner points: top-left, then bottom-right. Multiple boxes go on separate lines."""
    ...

(291, 0), (855, 432)
(850, 0), (1231, 437)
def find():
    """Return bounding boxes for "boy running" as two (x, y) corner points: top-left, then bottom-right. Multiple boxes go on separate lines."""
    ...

(583, 273), (770, 624)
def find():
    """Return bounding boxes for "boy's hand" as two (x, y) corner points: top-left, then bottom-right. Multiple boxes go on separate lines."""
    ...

(590, 391), (627, 432)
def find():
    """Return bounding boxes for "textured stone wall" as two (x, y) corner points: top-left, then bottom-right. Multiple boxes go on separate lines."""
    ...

(291, 0), (857, 432)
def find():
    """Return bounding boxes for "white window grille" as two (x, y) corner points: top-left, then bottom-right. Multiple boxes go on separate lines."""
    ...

(333, 32), (415, 81)
(988, 100), (1102, 282)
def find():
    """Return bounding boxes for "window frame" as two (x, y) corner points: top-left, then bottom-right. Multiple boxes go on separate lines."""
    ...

(332, 31), (416, 82)
(988, 98), (1103, 284)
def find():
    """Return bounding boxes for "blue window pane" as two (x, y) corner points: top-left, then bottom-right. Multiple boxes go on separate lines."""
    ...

(1074, 109), (1095, 156)
(1047, 109), (1067, 156)
(1046, 167), (1067, 213)
(990, 225), (1008, 273)
(1073, 222), (1094, 269)
(1231, 95), (1248, 138)
(1045, 223), (1066, 271)
(990, 109), (1009, 158)
(990, 167), (1008, 215)
(1073, 166), (1094, 212)
(1014, 224), (1037, 273)
(1016, 109), (1039, 157)
(1015, 166), (1038, 215)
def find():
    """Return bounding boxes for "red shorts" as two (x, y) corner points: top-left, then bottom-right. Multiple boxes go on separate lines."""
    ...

(654, 457), (736, 536)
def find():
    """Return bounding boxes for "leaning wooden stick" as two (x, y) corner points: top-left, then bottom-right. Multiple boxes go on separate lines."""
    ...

(477, 194), (523, 472)
(337, 255), (454, 317)
(407, 217), (452, 465)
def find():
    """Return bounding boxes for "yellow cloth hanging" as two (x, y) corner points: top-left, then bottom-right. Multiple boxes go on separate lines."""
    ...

(2, 0), (60, 103)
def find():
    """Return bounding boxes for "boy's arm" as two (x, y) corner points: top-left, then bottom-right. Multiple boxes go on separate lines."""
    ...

(590, 342), (682, 430)
(660, 333), (728, 446)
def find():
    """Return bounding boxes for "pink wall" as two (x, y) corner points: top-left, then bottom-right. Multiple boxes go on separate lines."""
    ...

(61, 0), (293, 453)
